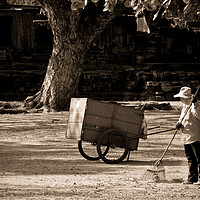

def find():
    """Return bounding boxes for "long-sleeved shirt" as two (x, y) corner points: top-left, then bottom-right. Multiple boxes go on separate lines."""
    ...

(179, 101), (200, 144)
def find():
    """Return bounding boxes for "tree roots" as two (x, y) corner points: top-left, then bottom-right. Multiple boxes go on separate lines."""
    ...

(24, 91), (43, 109)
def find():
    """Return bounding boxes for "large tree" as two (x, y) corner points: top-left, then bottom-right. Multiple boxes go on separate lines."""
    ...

(26, 0), (126, 111)
(23, 0), (199, 111)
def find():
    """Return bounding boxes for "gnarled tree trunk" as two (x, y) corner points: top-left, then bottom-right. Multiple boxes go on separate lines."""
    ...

(39, 43), (86, 111)
(25, 0), (123, 111)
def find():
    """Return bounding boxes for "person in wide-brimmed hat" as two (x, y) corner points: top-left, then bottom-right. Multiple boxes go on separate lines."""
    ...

(174, 87), (194, 99)
(174, 86), (200, 185)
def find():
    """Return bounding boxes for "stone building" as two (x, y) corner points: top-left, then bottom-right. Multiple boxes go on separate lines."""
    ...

(0, 1), (200, 101)
(80, 15), (200, 101)
(0, 1), (48, 100)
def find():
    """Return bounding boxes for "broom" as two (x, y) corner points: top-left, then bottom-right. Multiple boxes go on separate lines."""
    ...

(143, 85), (200, 182)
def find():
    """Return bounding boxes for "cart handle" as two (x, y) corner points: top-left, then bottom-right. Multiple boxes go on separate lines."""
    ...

(147, 126), (160, 130)
(128, 128), (176, 140)
(103, 128), (177, 145)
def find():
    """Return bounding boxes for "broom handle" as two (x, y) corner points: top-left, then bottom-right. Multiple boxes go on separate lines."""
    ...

(154, 129), (178, 166)
(155, 85), (200, 167)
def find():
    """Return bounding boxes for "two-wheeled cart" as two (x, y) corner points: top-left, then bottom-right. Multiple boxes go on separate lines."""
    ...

(66, 98), (148, 164)
(66, 98), (174, 164)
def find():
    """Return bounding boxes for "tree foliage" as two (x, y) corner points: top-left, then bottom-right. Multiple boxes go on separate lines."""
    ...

(9, 0), (200, 30)
(70, 0), (200, 29)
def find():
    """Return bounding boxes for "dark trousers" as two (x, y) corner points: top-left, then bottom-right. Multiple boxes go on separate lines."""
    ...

(184, 141), (200, 182)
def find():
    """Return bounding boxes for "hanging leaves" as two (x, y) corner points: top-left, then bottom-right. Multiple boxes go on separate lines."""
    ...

(91, 0), (100, 3)
(136, 14), (150, 33)
(143, 0), (160, 11)
(124, 0), (131, 7)
(68, 0), (200, 30)
(183, 0), (200, 21)
(71, 0), (87, 11)
(103, 0), (118, 12)
(124, 0), (160, 11)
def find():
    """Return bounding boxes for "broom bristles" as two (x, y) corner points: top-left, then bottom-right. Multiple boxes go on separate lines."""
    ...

(143, 165), (166, 182)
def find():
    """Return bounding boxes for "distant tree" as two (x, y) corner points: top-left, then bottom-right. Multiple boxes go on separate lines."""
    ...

(16, 0), (199, 111)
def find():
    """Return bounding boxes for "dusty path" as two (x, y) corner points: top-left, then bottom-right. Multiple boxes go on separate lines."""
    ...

(0, 109), (200, 199)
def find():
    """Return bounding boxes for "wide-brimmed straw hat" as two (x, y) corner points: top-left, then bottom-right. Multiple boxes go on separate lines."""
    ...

(174, 87), (193, 99)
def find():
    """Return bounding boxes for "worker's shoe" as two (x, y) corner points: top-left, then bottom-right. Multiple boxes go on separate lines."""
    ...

(193, 181), (200, 185)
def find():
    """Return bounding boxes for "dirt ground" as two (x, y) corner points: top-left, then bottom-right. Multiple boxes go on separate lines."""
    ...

(0, 102), (200, 200)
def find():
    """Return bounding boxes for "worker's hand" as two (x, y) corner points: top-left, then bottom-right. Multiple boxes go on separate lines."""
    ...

(176, 122), (183, 130)
(192, 97), (197, 103)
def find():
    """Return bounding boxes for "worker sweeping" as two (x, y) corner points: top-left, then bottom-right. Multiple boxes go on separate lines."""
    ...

(174, 86), (200, 185)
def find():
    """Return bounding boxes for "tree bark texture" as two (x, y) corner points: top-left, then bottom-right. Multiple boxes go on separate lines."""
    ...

(32, 0), (125, 111)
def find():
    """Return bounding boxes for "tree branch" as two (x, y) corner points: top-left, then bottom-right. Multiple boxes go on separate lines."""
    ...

(80, 0), (127, 45)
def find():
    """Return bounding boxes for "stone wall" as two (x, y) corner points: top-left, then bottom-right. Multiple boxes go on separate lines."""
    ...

(0, 12), (200, 101)
(78, 17), (200, 101)
(79, 63), (200, 101)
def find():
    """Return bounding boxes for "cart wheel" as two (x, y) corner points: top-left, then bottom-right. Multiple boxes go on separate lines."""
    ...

(78, 140), (109, 161)
(97, 129), (129, 164)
